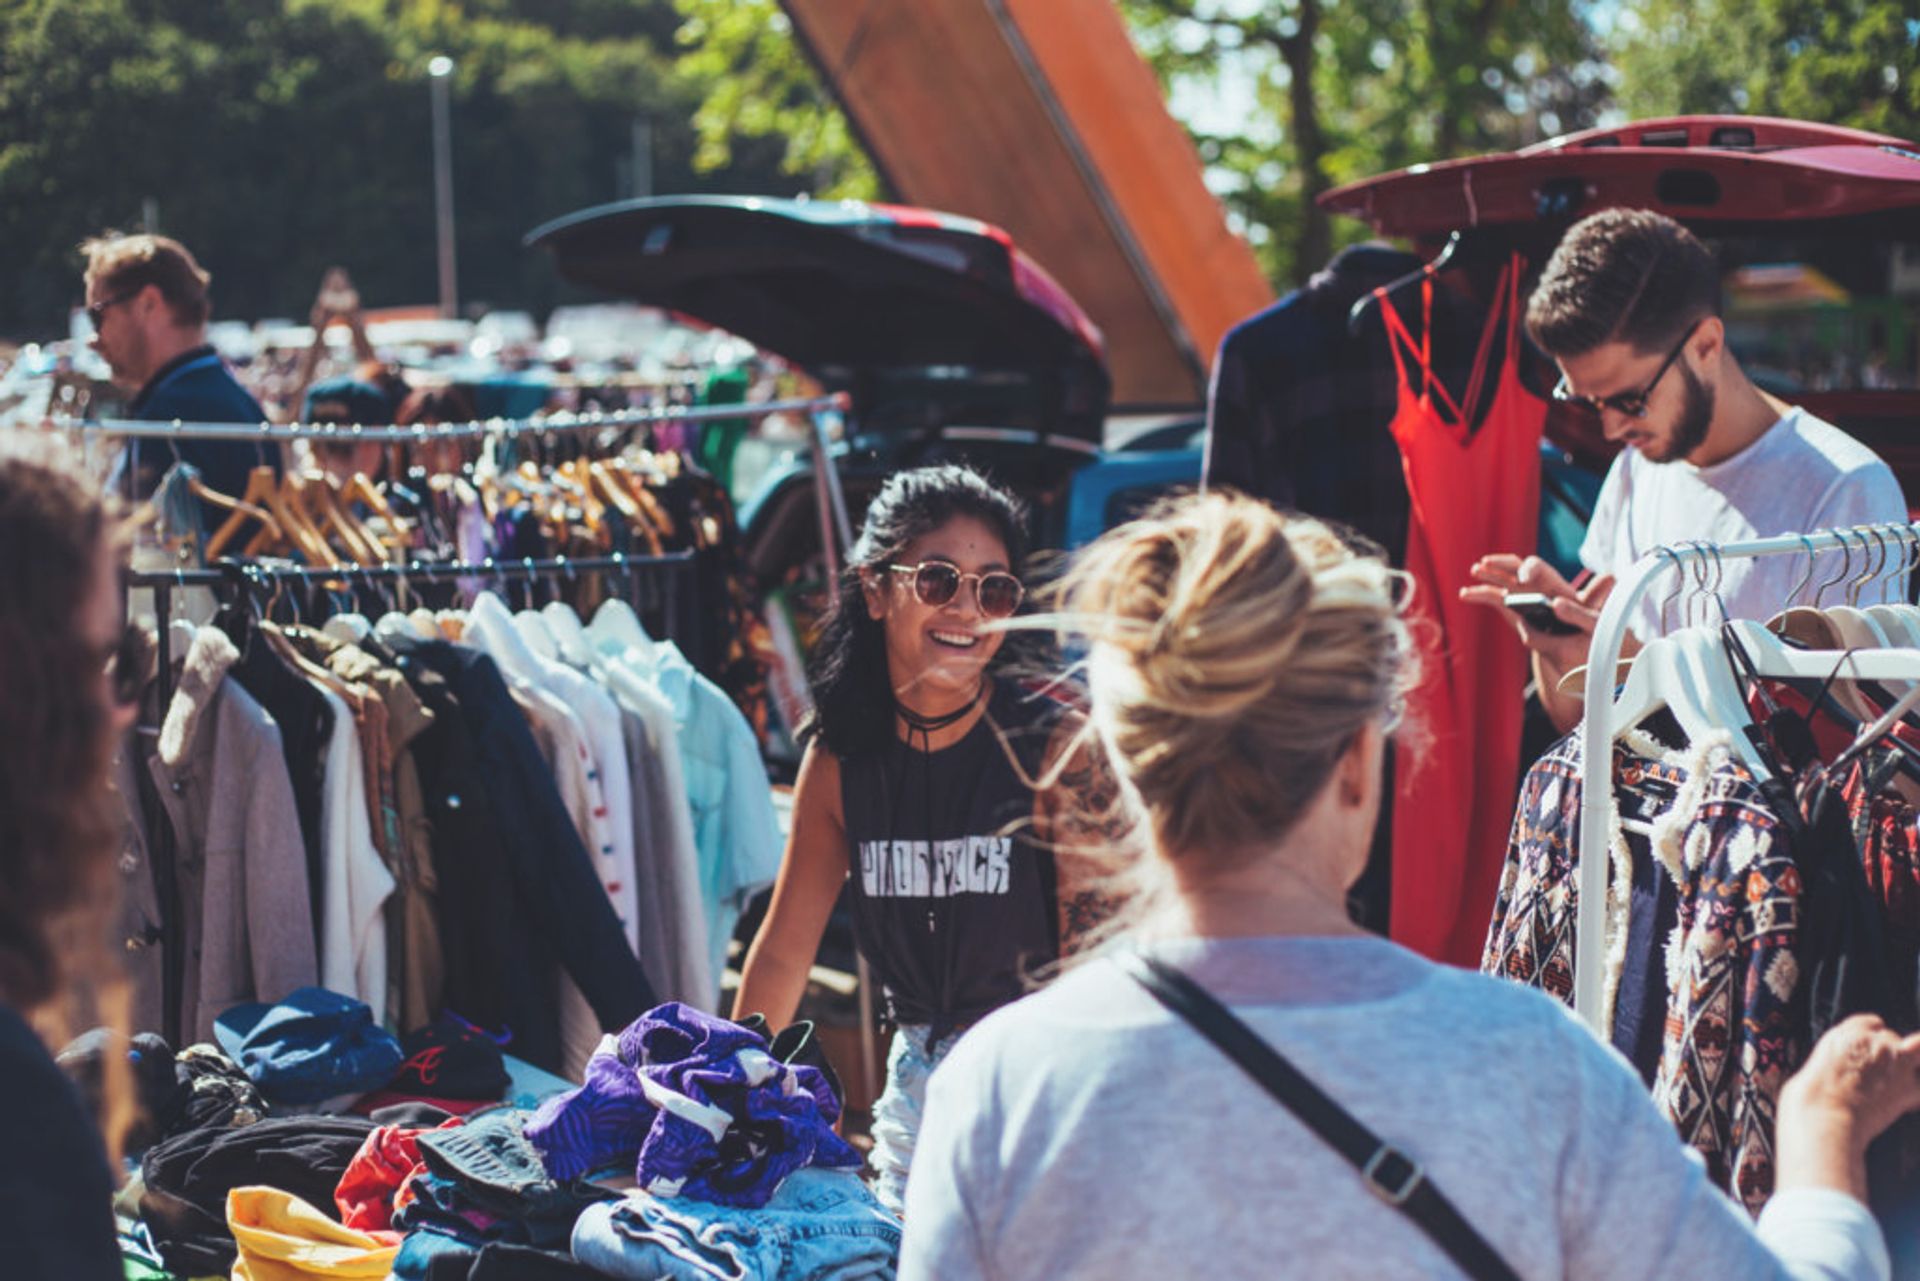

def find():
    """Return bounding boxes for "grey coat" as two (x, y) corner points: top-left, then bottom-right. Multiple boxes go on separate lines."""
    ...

(142, 627), (317, 1041)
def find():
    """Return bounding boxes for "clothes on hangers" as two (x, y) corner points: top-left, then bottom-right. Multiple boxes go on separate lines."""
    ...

(1387, 253), (1546, 966)
(135, 626), (319, 1042)
(587, 599), (780, 995)
(1203, 244), (1490, 564)
(1488, 640), (1920, 1224)
(580, 604), (716, 1009)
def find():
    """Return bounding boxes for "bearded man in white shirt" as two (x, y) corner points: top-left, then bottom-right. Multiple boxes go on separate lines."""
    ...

(1464, 208), (1907, 733)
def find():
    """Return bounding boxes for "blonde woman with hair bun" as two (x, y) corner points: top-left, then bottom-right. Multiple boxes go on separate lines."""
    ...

(901, 490), (1920, 1280)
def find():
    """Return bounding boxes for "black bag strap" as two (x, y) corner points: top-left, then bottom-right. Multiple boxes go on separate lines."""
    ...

(1119, 951), (1522, 1281)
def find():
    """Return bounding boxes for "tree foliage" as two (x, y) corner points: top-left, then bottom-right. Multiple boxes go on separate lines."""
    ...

(1613, 0), (1919, 142)
(0, 0), (829, 339)
(670, 0), (878, 200)
(4, 0), (1914, 341)
(1121, 0), (1607, 286)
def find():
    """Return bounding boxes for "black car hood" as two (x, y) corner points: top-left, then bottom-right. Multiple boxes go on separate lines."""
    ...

(525, 196), (1110, 442)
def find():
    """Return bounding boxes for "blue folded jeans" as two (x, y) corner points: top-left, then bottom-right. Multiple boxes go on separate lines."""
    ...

(569, 1168), (901, 1280)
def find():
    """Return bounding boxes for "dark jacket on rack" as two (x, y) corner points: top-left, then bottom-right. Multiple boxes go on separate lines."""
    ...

(383, 636), (655, 1070)
(1202, 245), (1495, 565)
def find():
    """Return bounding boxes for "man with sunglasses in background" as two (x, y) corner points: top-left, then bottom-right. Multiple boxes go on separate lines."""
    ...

(1463, 209), (1905, 733)
(83, 232), (278, 525)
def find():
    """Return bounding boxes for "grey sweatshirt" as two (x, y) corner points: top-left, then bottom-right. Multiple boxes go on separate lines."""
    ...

(901, 934), (1888, 1281)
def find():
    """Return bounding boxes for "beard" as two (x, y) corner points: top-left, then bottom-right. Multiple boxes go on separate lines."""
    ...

(1647, 364), (1714, 463)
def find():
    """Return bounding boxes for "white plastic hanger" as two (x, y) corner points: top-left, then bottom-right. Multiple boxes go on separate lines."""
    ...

(541, 601), (597, 669)
(589, 597), (660, 666)
(1723, 616), (1920, 683)
(1863, 527), (1920, 648)
(513, 608), (561, 661)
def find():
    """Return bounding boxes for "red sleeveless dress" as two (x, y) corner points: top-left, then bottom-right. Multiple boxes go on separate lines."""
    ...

(1382, 257), (1545, 965)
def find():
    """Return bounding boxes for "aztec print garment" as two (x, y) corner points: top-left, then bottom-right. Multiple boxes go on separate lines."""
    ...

(1484, 731), (1808, 1216)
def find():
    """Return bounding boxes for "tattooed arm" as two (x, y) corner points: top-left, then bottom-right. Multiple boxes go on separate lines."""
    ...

(1036, 712), (1135, 955)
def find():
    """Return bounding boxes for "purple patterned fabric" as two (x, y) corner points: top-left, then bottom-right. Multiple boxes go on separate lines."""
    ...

(523, 1004), (858, 1208)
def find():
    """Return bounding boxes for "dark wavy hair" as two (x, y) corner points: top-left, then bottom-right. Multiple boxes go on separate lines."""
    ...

(0, 436), (135, 1154)
(802, 465), (1028, 759)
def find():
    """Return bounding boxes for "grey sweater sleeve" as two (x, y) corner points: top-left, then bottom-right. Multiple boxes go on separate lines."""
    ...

(1551, 1008), (1887, 1281)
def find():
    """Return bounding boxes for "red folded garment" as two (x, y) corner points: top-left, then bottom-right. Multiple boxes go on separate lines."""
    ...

(335, 1118), (463, 1232)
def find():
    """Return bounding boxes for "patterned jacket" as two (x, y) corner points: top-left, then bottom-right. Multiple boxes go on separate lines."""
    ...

(1484, 731), (1806, 1215)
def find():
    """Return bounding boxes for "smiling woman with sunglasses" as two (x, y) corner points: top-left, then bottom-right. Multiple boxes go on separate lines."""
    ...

(733, 464), (1121, 1217)
(0, 435), (139, 1279)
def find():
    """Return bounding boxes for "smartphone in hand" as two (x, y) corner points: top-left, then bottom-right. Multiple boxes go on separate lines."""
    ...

(1503, 592), (1582, 636)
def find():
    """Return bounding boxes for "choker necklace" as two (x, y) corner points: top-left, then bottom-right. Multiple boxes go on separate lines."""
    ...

(895, 682), (985, 737)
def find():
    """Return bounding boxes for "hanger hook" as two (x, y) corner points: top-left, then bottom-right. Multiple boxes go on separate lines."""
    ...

(1678, 541), (1708, 630)
(1704, 541), (1720, 629)
(1786, 534), (1818, 609)
(1708, 542), (1728, 625)
(1865, 525), (1893, 603)
(1815, 530), (1853, 608)
(1656, 547), (1686, 636)
(1844, 528), (1872, 607)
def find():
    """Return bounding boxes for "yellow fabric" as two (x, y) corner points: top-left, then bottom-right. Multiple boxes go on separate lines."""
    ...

(225, 1186), (399, 1280)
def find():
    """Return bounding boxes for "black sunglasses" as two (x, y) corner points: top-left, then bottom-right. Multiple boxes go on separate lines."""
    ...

(104, 622), (150, 707)
(890, 561), (1025, 619)
(85, 290), (140, 328)
(1551, 319), (1702, 419)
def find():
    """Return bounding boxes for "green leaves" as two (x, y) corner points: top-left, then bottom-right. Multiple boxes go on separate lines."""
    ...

(0, 0), (850, 337)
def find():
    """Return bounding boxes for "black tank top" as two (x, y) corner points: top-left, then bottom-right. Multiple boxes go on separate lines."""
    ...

(839, 679), (1061, 1039)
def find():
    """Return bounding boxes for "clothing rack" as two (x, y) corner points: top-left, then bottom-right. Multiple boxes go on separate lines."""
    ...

(131, 551), (698, 715)
(77, 391), (852, 442)
(1572, 520), (1920, 1028)
(125, 550), (699, 1048)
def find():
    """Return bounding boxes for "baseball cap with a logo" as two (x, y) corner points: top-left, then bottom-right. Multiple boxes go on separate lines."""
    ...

(353, 1017), (511, 1114)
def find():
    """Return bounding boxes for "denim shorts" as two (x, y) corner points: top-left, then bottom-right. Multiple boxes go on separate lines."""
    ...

(867, 1026), (960, 1218)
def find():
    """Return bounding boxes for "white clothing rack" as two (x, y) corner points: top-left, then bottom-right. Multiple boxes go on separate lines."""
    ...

(1572, 520), (1920, 1028)
(70, 391), (851, 442)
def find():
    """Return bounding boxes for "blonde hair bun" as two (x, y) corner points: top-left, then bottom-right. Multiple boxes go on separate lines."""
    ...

(1061, 491), (1409, 860)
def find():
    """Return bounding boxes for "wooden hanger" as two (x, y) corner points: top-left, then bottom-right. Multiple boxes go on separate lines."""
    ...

(194, 475), (285, 558)
(279, 471), (361, 565)
(314, 473), (386, 566)
(249, 471), (336, 565)
(207, 467), (287, 560)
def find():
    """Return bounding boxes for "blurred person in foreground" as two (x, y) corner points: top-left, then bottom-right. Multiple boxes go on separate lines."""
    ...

(901, 491), (1920, 1280)
(83, 232), (278, 522)
(0, 436), (141, 1278)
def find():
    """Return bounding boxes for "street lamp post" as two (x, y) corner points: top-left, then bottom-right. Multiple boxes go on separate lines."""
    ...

(428, 55), (458, 320)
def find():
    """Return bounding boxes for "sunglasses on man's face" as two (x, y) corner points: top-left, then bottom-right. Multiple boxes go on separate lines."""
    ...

(1551, 319), (1702, 420)
(85, 290), (140, 329)
(890, 561), (1025, 619)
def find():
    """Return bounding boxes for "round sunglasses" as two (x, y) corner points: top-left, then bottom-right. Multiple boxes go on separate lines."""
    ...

(889, 561), (1025, 618)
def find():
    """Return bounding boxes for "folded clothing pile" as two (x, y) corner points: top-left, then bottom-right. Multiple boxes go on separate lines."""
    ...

(525, 1003), (858, 1209)
(388, 1107), (617, 1276)
(571, 1167), (901, 1281)
(141, 1115), (379, 1275)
